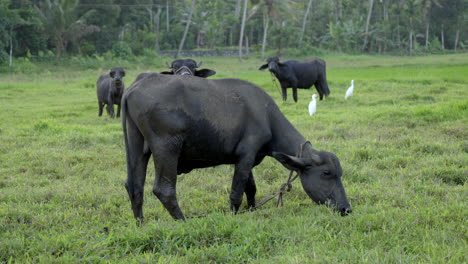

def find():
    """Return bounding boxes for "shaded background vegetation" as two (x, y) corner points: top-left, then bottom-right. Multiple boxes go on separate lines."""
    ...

(0, 0), (466, 67)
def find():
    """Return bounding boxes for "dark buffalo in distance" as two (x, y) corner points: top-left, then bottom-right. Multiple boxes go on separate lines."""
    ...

(97, 66), (126, 118)
(161, 58), (216, 77)
(122, 73), (351, 221)
(259, 57), (330, 102)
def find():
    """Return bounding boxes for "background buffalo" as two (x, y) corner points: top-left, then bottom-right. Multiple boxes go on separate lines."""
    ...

(161, 59), (216, 78)
(259, 57), (330, 102)
(96, 67), (126, 118)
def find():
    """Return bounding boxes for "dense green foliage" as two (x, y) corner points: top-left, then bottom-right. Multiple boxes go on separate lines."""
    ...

(0, 54), (466, 263)
(0, 0), (466, 65)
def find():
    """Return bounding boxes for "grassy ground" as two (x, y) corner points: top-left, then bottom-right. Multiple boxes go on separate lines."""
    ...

(0, 53), (466, 263)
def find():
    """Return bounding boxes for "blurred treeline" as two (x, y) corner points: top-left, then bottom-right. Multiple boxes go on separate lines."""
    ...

(0, 0), (465, 65)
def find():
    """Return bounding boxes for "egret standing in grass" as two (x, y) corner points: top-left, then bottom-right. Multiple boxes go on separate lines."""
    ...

(308, 94), (317, 116)
(345, 80), (354, 100)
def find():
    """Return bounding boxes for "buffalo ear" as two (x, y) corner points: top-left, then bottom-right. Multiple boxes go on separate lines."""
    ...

(160, 71), (174, 75)
(195, 69), (216, 78)
(258, 64), (268, 70)
(272, 152), (312, 171)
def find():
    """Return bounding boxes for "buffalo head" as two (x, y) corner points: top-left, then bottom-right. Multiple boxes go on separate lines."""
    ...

(272, 150), (351, 216)
(109, 66), (126, 86)
(161, 59), (216, 78)
(258, 57), (283, 75)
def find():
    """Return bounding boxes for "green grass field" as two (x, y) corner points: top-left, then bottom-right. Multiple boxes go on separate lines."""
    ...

(0, 53), (467, 263)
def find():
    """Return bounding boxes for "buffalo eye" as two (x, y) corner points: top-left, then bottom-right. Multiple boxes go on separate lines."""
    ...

(323, 170), (331, 175)
(110, 72), (115, 78)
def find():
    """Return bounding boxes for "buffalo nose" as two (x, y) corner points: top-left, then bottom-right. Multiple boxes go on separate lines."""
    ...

(340, 207), (352, 216)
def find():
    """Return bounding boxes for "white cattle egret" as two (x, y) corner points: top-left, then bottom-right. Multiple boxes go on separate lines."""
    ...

(345, 80), (354, 100)
(308, 94), (317, 116)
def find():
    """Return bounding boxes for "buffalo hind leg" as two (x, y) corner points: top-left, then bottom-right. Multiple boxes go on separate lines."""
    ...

(244, 171), (257, 209)
(317, 75), (330, 100)
(152, 145), (185, 220)
(125, 117), (150, 220)
(315, 83), (324, 100)
(292, 87), (298, 102)
(281, 86), (288, 101)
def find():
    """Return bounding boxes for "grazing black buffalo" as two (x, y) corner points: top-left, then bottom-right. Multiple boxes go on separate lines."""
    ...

(122, 74), (351, 221)
(96, 67), (126, 118)
(259, 57), (330, 102)
(161, 58), (216, 77)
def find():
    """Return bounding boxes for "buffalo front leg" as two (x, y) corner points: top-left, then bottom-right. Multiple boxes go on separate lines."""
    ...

(116, 103), (121, 118)
(244, 172), (257, 209)
(230, 156), (255, 213)
(107, 93), (115, 118)
(152, 150), (185, 220)
(106, 102), (115, 118)
(281, 86), (288, 101)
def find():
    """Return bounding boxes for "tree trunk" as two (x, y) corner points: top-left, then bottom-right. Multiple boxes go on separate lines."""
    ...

(155, 8), (161, 53)
(454, 29), (460, 50)
(362, 0), (374, 51)
(9, 27), (13, 67)
(55, 37), (64, 59)
(382, 0), (388, 21)
(441, 24), (444, 50)
(334, 0), (342, 22)
(299, 0), (313, 44)
(238, 0), (248, 61)
(409, 16), (414, 55)
(166, 0), (170, 32)
(147, 6), (153, 32)
(409, 30), (413, 55)
(261, 14), (269, 60)
(397, 14), (401, 49)
(245, 35), (249, 58)
(175, 0), (196, 58)
(235, 0), (242, 18)
(425, 19), (430, 51)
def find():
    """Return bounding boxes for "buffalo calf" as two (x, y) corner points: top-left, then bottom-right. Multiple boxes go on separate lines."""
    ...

(96, 67), (126, 118)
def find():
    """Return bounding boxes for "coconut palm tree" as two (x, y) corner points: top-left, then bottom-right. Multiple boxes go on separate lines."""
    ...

(36, 0), (99, 59)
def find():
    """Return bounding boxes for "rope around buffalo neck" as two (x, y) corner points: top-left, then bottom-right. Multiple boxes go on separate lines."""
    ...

(270, 71), (283, 98)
